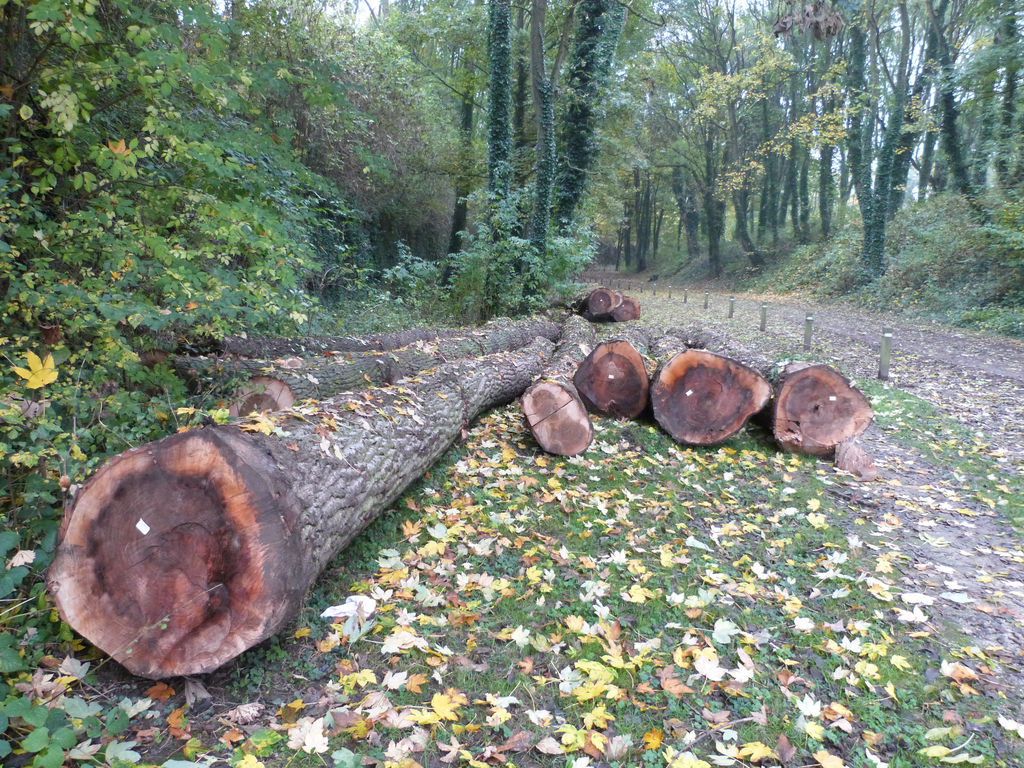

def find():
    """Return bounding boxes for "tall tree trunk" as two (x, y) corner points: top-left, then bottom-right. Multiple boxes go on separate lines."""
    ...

(446, 93), (475, 262)
(798, 149), (810, 243)
(995, 0), (1019, 189)
(733, 187), (763, 267)
(788, 141), (801, 241)
(919, 126), (937, 201)
(704, 193), (725, 278)
(925, 0), (973, 199)
(529, 0), (556, 256)
(487, 0), (513, 197)
(552, 0), (624, 229)
(49, 338), (554, 678)
(819, 139), (834, 239)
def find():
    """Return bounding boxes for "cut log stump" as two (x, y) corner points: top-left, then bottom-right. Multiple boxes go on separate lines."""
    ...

(521, 315), (596, 455)
(771, 363), (872, 455)
(650, 349), (771, 445)
(573, 340), (649, 419)
(834, 437), (878, 480)
(48, 338), (554, 679)
(586, 288), (621, 317)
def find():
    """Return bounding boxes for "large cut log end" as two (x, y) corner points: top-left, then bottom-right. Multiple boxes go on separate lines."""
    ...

(773, 363), (873, 455)
(611, 296), (641, 322)
(651, 350), (771, 445)
(47, 428), (307, 679)
(522, 380), (594, 456)
(573, 340), (649, 419)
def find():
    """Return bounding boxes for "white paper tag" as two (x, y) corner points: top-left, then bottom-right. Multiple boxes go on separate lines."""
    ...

(136, 519), (150, 535)
(685, 390), (693, 397)
(829, 396), (837, 402)
(608, 374), (615, 379)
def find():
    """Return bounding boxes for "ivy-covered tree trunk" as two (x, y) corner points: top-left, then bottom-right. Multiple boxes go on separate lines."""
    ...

(529, 0), (556, 256)
(447, 93), (475, 260)
(926, 0), (973, 199)
(995, 0), (1019, 189)
(552, 0), (625, 230)
(487, 0), (513, 197)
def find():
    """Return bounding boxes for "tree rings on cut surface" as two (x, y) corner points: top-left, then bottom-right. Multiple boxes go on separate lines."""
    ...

(573, 340), (649, 418)
(522, 380), (593, 456)
(586, 288), (622, 317)
(651, 349), (771, 445)
(772, 363), (872, 455)
(48, 429), (306, 679)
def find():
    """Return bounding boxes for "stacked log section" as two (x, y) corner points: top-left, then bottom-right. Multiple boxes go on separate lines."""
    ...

(221, 326), (464, 358)
(772, 363), (873, 455)
(521, 315), (596, 456)
(573, 340), (649, 419)
(49, 338), (554, 678)
(611, 295), (641, 322)
(586, 288), (621, 317)
(179, 317), (560, 416)
(651, 350), (771, 445)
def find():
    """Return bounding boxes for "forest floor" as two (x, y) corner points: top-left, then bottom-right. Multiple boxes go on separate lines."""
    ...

(39, 279), (1024, 768)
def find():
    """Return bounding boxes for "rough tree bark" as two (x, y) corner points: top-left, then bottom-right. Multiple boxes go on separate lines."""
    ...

(521, 315), (596, 456)
(48, 338), (554, 679)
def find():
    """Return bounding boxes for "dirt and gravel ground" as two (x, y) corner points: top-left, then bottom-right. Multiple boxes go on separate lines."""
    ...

(586, 271), (1024, 717)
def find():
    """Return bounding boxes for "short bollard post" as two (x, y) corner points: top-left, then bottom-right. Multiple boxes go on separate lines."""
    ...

(728, 296), (735, 318)
(803, 314), (813, 351)
(704, 290), (709, 309)
(683, 289), (688, 304)
(879, 327), (893, 380)
(759, 303), (767, 332)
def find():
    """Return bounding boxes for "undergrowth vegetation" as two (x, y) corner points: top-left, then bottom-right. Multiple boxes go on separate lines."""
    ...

(738, 195), (1024, 338)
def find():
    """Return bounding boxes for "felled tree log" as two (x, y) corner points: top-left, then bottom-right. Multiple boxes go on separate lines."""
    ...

(48, 338), (554, 679)
(650, 349), (771, 445)
(220, 326), (466, 358)
(771, 362), (872, 455)
(177, 317), (560, 416)
(573, 339), (649, 418)
(521, 315), (596, 456)
(610, 296), (641, 322)
(834, 437), (878, 480)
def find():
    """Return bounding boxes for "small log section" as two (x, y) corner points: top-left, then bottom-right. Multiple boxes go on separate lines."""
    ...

(177, 317), (560, 416)
(611, 296), (640, 322)
(48, 338), (553, 679)
(521, 315), (596, 456)
(586, 288), (622, 317)
(650, 349), (771, 445)
(771, 362), (872, 456)
(834, 437), (878, 480)
(573, 339), (649, 419)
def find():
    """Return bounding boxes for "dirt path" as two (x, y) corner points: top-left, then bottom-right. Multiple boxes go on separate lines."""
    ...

(586, 272), (1024, 714)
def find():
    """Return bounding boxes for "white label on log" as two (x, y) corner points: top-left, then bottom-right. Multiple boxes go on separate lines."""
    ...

(608, 374), (615, 379)
(829, 396), (837, 402)
(685, 390), (693, 397)
(136, 519), (150, 535)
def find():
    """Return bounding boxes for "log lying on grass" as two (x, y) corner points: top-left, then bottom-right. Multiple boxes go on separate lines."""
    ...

(585, 287), (622, 317)
(48, 338), (554, 679)
(178, 317), (560, 416)
(650, 349), (771, 445)
(221, 325), (465, 358)
(611, 295), (641, 322)
(573, 339), (649, 418)
(771, 362), (872, 456)
(521, 315), (596, 455)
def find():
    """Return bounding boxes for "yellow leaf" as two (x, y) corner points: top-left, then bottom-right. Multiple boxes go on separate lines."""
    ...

(738, 742), (777, 762)
(405, 672), (428, 693)
(583, 705), (614, 730)
(643, 728), (663, 751)
(107, 138), (130, 156)
(235, 755), (265, 768)
(919, 746), (952, 758)
(890, 655), (912, 671)
(814, 749), (846, 768)
(805, 720), (825, 741)
(807, 498), (821, 512)
(430, 692), (461, 721)
(12, 351), (58, 389)
(294, 627), (311, 638)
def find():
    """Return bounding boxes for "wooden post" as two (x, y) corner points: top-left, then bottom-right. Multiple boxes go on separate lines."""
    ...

(759, 304), (767, 332)
(879, 328), (893, 380)
(704, 291), (709, 309)
(683, 289), (688, 304)
(803, 314), (813, 351)
(728, 296), (735, 318)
